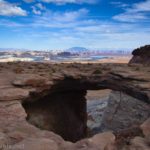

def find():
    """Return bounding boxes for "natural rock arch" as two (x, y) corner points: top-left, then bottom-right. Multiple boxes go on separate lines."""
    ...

(0, 62), (149, 147)
(22, 74), (150, 142)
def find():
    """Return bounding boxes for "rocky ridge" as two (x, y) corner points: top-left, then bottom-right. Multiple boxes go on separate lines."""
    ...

(129, 45), (150, 65)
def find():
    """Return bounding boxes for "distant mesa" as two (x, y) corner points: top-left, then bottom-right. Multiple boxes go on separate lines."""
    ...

(129, 45), (150, 65)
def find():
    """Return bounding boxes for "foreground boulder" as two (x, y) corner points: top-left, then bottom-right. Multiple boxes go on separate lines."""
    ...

(129, 45), (150, 65)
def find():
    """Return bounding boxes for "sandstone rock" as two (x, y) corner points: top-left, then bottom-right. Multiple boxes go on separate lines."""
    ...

(140, 118), (150, 138)
(0, 88), (29, 101)
(129, 45), (150, 65)
(12, 74), (47, 87)
(130, 136), (150, 150)
(0, 101), (27, 130)
(0, 132), (8, 146)
(13, 138), (59, 150)
(64, 139), (99, 150)
(101, 91), (150, 132)
(52, 73), (65, 80)
(104, 143), (117, 150)
(88, 132), (115, 150)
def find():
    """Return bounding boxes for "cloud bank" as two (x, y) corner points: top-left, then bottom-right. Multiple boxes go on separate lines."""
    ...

(0, 0), (27, 16)
(113, 0), (150, 22)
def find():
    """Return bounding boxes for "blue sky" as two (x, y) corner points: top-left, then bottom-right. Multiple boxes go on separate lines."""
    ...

(0, 0), (150, 50)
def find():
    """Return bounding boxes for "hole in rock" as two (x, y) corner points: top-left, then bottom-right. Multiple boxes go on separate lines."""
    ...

(22, 88), (150, 142)
(22, 90), (87, 142)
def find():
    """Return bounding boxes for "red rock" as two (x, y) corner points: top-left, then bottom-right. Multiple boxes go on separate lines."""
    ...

(88, 132), (115, 149)
(12, 74), (48, 87)
(140, 118), (150, 138)
(0, 88), (29, 101)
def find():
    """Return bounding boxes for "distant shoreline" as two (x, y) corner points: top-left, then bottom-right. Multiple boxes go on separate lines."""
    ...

(52, 55), (132, 64)
(0, 55), (131, 64)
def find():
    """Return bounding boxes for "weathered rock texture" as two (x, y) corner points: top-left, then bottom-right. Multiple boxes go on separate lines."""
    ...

(129, 45), (150, 65)
(87, 91), (150, 135)
(101, 91), (150, 132)
(0, 62), (150, 149)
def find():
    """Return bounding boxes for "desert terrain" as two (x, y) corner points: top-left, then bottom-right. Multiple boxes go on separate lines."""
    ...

(0, 45), (149, 150)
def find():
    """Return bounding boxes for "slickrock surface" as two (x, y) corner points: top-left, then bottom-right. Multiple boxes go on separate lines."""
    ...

(0, 62), (150, 150)
(87, 91), (150, 135)
(101, 91), (150, 131)
(129, 45), (150, 65)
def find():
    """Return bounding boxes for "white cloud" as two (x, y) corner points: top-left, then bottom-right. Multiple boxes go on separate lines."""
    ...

(113, 0), (150, 22)
(10, 25), (150, 50)
(111, 1), (128, 8)
(129, 0), (150, 12)
(36, 3), (45, 10)
(26, 9), (150, 49)
(23, 0), (34, 3)
(23, 0), (98, 4)
(0, 0), (27, 16)
(31, 8), (89, 25)
(31, 3), (45, 15)
(53, 8), (88, 22)
(40, 0), (98, 5)
(0, 19), (24, 27)
(113, 12), (148, 22)
(32, 6), (42, 15)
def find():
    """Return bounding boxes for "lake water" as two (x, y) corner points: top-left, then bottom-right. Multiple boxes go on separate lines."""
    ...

(54, 55), (110, 62)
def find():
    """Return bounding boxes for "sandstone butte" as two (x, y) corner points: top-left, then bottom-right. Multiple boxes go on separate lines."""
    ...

(0, 45), (150, 150)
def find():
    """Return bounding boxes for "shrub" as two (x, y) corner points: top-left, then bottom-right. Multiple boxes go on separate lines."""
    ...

(92, 69), (102, 74)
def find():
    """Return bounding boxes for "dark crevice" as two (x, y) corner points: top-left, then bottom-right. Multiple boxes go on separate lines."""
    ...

(22, 90), (87, 142)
